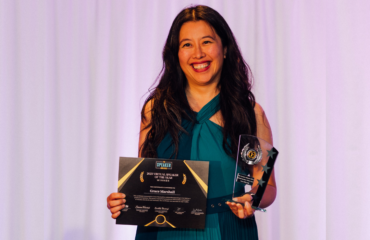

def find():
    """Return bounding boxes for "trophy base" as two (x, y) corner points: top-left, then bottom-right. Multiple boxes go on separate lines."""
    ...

(223, 199), (267, 212)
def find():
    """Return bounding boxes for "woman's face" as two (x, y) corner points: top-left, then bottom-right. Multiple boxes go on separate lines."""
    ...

(178, 20), (226, 87)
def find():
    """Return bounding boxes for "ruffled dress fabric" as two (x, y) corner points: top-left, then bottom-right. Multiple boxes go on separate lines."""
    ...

(135, 94), (258, 240)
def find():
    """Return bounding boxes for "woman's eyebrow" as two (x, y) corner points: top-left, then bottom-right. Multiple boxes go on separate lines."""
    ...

(179, 35), (215, 45)
(202, 35), (215, 40)
(179, 38), (191, 45)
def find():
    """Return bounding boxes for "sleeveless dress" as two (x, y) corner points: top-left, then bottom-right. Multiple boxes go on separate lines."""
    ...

(135, 94), (259, 240)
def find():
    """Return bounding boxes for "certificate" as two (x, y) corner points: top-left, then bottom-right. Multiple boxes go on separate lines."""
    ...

(116, 157), (209, 229)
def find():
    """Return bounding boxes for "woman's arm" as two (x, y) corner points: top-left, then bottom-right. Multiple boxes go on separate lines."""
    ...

(138, 99), (153, 157)
(248, 103), (277, 208)
(226, 103), (277, 217)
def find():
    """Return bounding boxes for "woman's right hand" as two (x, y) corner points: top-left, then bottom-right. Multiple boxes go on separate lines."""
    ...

(107, 193), (126, 219)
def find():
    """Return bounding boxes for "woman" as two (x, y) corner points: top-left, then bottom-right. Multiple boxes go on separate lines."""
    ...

(107, 5), (276, 240)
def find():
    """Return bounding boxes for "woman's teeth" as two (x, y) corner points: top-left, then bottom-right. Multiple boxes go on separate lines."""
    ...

(193, 62), (210, 69)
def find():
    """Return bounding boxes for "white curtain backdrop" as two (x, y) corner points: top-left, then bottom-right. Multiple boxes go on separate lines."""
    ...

(0, 0), (368, 239)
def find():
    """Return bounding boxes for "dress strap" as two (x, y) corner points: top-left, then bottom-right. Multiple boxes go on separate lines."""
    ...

(196, 94), (220, 124)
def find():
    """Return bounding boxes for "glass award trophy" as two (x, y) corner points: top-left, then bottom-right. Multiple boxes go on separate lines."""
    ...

(226, 134), (278, 212)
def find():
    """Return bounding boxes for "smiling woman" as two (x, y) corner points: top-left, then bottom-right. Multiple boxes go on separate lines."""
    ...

(178, 20), (226, 88)
(107, 5), (276, 240)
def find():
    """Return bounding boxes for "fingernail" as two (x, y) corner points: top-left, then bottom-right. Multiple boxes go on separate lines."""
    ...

(232, 198), (237, 202)
(122, 193), (126, 198)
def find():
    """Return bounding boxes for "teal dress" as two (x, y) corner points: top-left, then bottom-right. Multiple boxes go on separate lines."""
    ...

(135, 94), (258, 240)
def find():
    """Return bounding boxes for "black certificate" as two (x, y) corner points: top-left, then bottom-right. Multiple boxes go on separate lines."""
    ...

(116, 157), (209, 229)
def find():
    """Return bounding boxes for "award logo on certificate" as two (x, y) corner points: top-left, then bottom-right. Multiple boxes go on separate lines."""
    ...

(228, 134), (278, 212)
(116, 157), (209, 229)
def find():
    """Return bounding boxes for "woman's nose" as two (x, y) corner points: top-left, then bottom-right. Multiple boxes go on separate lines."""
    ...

(193, 45), (205, 59)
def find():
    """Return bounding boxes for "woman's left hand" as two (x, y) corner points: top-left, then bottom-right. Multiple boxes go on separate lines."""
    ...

(226, 194), (255, 219)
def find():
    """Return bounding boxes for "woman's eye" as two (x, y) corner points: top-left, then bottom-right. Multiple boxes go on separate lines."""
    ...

(182, 43), (191, 48)
(203, 41), (212, 44)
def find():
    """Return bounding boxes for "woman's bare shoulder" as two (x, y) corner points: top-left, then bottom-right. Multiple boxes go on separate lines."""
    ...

(253, 102), (264, 115)
(142, 99), (155, 124)
(254, 102), (273, 144)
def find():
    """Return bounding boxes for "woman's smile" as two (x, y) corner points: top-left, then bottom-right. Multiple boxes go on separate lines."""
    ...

(192, 61), (211, 71)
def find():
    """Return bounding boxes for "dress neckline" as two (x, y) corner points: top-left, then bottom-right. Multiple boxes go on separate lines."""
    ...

(193, 94), (220, 124)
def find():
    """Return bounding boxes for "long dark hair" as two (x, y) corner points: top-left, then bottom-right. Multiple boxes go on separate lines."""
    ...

(140, 5), (257, 159)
